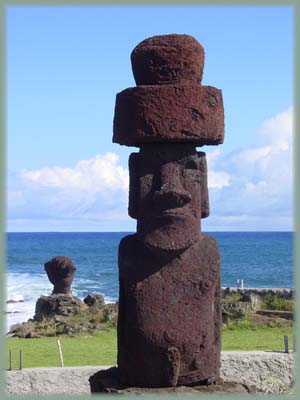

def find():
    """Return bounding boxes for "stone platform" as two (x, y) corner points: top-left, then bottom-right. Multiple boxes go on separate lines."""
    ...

(89, 366), (260, 394)
(5, 351), (294, 395)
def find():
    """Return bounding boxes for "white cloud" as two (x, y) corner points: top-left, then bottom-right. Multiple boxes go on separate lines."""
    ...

(206, 149), (231, 189)
(7, 108), (293, 231)
(208, 170), (231, 189)
(8, 152), (129, 224)
(20, 152), (128, 192)
(204, 107), (293, 230)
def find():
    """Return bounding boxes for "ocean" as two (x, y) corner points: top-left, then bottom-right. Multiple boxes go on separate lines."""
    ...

(5, 232), (293, 332)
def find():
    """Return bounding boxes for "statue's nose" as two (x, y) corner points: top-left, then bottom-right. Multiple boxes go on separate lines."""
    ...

(154, 163), (191, 209)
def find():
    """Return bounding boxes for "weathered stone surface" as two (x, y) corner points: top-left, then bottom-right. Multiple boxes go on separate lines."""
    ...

(113, 85), (224, 146)
(8, 321), (36, 338)
(5, 352), (295, 395)
(34, 294), (85, 322)
(131, 34), (205, 85)
(221, 351), (295, 394)
(89, 367), (260, 394)
(222, 287), (294, 300)
(7, 292), (118, 337)
(117, 234), (221, 387)
(83, 294), (105, 307)
(222, 301), (252, 322)
(44, 256), (76, 295)
(256, 309), (294, 320)
(107, 33), (223, 389)
(129, 145), (210, 248)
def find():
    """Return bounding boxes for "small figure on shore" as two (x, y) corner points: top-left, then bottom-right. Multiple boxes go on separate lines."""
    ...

(44, 256), (77, 295)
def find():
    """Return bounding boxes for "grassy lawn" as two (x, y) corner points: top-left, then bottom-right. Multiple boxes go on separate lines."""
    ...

(222, 327), (294, 351)
(5, 326), (294, 369)
(6, 330), (117, 369)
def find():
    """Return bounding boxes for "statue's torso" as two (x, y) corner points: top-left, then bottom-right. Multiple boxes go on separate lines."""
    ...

(118, 234), (221, 387)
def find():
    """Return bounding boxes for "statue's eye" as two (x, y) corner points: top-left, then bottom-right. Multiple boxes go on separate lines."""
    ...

(183, 159), (198, 170)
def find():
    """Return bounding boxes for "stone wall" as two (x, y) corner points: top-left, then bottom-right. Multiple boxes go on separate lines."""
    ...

(5, 352), (294, 395)
(222, 287), (294, 300)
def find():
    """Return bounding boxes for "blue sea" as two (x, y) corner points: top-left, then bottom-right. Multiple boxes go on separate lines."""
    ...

(5, 232), (293, 331)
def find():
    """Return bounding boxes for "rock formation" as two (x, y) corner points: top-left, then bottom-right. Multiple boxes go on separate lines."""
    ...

(90, 34), (224, 390)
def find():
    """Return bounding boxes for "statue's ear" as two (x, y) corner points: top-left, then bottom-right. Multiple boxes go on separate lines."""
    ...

(197, 152), (210, 218)
(128, 153), (140, 219)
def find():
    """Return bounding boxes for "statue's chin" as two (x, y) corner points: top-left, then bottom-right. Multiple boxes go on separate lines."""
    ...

(137, 219), (199, 253)
(142, 237), (193, 254)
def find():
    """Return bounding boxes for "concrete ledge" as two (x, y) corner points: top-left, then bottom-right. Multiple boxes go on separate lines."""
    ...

(221, 351), (294, 394)
(256, 310), (293, 319)
(5, 352), (294, 395)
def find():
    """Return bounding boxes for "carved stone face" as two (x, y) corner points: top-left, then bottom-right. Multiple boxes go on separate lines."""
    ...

(129, 144), (209, 252)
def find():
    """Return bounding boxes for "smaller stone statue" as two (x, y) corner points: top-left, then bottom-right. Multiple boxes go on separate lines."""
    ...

(44, 256), (77, 295)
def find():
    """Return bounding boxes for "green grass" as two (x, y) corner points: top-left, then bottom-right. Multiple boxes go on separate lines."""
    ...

(222, 327), (294, 351)
(6, 330), (117, 369)
(5, 326), (294, 369)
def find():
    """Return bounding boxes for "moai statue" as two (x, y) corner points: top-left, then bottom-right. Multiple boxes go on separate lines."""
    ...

(92, 34), (224, 390)
(44, 256), (77, 295)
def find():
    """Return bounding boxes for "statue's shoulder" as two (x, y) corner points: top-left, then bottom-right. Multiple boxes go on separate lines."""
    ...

(191, 233), (220, 260)
(119, 233), (139, 254)
(200, 233), (219, 249)
(118, 234), (142, 275)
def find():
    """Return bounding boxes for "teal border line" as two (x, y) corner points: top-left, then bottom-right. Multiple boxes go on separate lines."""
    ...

(1, 0), (298, 6)
(0, 0), (6, 398)
(0, 2), (299, 400)
(294, 2), (299, 398)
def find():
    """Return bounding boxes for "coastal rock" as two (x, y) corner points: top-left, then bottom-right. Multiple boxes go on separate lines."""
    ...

(8, 322), (36, 338)
(44, 256), (76, 295)
(6, 299), (25, 304)
(102, 303), (118, 325)
(83, 294), (105, 307)
(34, 294), (86, 322)
(7, 293), (118, 338)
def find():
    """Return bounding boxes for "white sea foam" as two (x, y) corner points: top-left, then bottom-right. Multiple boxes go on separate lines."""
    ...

(5, 272), (53, 333)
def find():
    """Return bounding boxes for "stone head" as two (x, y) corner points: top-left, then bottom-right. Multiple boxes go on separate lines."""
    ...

(128, 143), (209, 252)
(44, 256), (77, 295)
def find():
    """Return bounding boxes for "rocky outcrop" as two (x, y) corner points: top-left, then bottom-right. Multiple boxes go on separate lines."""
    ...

(221, 287), (294, 322)
(222, 301), (251, 322)
(83, 294), (105, 307)
(6, 299), (24, 304)
(34, 294), (86, 322)
(8, 321), (37, 338)
(7, 294), (118, 338)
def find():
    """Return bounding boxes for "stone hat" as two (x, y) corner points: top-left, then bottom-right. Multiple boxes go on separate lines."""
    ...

(113, 34), (224, 147)
(131, 34), (205, 86)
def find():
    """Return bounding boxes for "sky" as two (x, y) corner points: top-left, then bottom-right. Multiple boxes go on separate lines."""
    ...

(6, 6), (293, 232)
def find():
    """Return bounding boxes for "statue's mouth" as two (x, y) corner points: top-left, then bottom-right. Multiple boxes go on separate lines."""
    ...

(157, 209), (188, 219)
